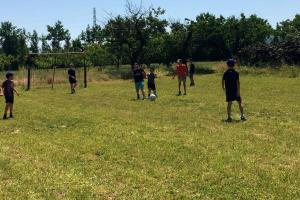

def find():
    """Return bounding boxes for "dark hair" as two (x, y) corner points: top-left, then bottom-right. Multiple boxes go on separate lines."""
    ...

(6, 72), (13, 79)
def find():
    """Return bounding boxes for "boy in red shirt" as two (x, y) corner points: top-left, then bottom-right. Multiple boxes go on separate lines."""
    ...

(173, 59), (188, 96)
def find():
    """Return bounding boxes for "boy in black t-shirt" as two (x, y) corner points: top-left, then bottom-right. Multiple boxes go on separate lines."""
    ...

(2, 72), (19, 120)
(68, 67), (77, 94)
(188, 59), (195, 86)
(146, 67), (157, 97)
(222, 59), (246, 122)
(132, 63), (146, 100)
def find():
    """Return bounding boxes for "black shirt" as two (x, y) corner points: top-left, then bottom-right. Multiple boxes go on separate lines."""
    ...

(2, 80), (14, 97)
(147, 73), (156, 84)
(68, 68), (76, 78)
(223, 69), (239, 94)
(189, 64), (195, 74)
(133, 68), (145, 83)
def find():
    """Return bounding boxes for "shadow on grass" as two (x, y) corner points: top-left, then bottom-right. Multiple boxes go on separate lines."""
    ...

(221, 119), (245, 124)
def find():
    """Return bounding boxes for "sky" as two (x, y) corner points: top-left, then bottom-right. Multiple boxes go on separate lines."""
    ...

(0, 0), (299, 38)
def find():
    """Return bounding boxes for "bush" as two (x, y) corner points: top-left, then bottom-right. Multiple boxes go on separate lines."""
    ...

(195, 65), (216, 75)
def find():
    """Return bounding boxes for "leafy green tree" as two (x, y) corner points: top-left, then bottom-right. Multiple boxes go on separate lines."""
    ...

(71, 38), (84, 52)
(46, 21), (70, 52)
(0, 21), (28, 69)
(29, 30), (39, 53)
(276, 15), (300, 42)
(41, 35), (51, 53)
(104, 1), (168, 67)
(85, 44), (112, 67)
(81, 24), (103, 45)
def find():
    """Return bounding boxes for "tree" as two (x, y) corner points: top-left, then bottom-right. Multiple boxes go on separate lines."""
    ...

(275, 15), (300, 42)
(0, 21), (28, 69)
(104, 1), (168, 67)
(41, 35), (51, 53)
(81, 24), (103, 45)
(46, 21), (70, 52)
(29, 30), (39, 53)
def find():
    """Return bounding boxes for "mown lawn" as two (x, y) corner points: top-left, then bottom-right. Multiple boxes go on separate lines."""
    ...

(0, 73), (299, 199)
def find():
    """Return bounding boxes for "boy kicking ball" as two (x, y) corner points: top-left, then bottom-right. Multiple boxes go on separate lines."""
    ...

(222, 59), (246, 122)
(2, 72), (19, 120)
(147, 67), (158, 97)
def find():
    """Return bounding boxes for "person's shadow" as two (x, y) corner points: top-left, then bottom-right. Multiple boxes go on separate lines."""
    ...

(221, 119), (243, 123)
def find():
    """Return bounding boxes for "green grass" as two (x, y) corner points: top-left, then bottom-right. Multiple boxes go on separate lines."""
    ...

(0, 73), (299, 199)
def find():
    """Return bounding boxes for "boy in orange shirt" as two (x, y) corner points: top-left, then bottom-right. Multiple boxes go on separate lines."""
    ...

(173, 59), (188, 96)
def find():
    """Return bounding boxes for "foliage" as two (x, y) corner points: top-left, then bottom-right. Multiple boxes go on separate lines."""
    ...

(0, 2), (300, 70)
(46, 21), (70, 52)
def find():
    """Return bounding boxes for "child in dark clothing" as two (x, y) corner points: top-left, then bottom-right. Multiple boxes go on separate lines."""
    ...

(222, 59), (246, 122)
(147, 67), (157, 97)
(68, 67), (77, 94)
(2, 72), (19, 120)
(132, 63), (146, 100)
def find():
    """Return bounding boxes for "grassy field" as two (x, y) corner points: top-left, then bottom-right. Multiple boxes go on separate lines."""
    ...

(0, 71), (299, 199)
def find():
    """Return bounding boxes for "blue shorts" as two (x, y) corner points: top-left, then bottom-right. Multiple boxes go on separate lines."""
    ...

(135, 81), (144, 90)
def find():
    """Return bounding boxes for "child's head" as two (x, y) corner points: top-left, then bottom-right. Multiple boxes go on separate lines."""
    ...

(227, 59), (235, 68)
(6, 72), (14, 80)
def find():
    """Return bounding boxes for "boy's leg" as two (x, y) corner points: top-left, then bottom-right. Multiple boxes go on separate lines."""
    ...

(178, 78), (182, 95)
(183, 78), (187, 95)
(141, 89), (146, 99)
(148, 88), (151, 97)
(3, 103), (9, 119)
(238, 100), (246, 120)
(9, 104), (13, 118)
(136, 89), (140, 99)
(227, 101), (233, 120)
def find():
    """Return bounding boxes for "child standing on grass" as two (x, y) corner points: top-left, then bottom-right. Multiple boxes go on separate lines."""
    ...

(173, 59), (188, 96)
(147, 67), (158, 97)
(133, 63), (146, 100)
(2, 72), (19, 120)
(68, 67), (77, 94)
(222, 59), (246, 122)
(188, 59), (195, 86)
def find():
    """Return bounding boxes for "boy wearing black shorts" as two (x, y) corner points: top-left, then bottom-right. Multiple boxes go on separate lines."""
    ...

(2, 72), (19, 120)
(147, 67), (157, 97)
(222, 59), (246, 122)
(132, 63), (146, 100)
(68, 67), (77, 94)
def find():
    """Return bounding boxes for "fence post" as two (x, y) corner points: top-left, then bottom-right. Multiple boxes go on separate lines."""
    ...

(27, 65), (31, 91)
(84, 57), (87, 88)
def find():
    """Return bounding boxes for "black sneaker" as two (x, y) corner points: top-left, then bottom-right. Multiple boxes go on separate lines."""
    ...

(177, 91), (182, 96)
(184, 93), (187, 95)
(137, 94), (140, 99)
(9, 114), (13, 119)
(241, 116), (247, 121)
(3, 115), (8, 120)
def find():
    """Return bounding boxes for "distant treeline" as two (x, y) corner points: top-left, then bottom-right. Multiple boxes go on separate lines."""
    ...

(0, 2), (300, 70)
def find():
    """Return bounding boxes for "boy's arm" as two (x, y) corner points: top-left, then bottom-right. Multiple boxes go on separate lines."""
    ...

(12, 82), (19, 96)
(222, 80), (225, 90)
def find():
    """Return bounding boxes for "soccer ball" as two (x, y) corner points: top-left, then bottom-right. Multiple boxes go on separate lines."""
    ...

(149, 93), (157, 101)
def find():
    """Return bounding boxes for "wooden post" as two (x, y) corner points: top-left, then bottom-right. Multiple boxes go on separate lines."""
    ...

(84, 57), (87, 88)
(52, 56), (56, 89)
(27, 65), (31, 91)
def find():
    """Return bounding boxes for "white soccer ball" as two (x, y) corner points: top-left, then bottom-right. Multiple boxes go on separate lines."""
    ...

(149, 94), (157, 101)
